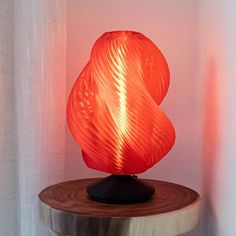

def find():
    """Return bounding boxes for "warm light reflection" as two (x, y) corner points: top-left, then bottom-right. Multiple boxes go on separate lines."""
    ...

(67, 31), (175, 174)
(115, 46), (129, 171)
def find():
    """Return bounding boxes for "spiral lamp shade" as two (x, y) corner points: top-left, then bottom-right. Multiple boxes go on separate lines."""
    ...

(67, 31), (175, 175)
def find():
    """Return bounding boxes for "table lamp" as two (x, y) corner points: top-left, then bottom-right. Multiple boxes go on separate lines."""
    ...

(67, 31), (175, 204)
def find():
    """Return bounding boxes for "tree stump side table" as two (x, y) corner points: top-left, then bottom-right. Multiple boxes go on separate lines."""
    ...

(38, 179), (201, 236)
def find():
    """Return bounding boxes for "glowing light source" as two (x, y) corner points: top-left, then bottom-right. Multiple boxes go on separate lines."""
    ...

(67, 31), (175, 175)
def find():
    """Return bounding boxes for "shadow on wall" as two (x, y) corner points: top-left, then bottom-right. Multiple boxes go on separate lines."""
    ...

(202, 59), (219, 236)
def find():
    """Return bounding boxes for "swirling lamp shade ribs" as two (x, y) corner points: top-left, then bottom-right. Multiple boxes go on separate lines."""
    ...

(67, 31), (175, 175)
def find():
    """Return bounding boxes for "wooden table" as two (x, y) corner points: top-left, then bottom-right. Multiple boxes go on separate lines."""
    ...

(39, 178), (200, 236)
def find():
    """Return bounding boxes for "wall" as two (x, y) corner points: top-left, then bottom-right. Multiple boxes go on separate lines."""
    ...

(66, 1), (203, 235)
(199, 0), (236, 235)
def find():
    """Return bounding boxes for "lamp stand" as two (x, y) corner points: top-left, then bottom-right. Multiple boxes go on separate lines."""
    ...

(86, 175), (155, 204)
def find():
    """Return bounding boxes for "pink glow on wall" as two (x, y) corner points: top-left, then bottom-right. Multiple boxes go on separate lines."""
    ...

(202, 61), (220, 235)
(200, 1), (236, 235)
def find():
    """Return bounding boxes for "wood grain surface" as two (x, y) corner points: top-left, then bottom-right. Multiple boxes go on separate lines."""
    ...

(39, 178), (201, 236)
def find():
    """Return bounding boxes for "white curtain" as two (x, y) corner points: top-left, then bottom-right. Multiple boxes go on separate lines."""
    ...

(0, 0), (67, 235)
(0, 1), (18, 235)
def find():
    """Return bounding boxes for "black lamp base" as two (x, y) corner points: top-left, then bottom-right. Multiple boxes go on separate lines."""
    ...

(86, 175), (155, 204)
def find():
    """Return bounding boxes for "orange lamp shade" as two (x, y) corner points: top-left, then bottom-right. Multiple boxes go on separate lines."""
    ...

(67, 31), (175, 175)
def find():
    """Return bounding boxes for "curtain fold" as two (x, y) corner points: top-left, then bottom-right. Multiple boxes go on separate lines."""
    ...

(0, 0), (18, 235)
(1, 0), (67, 235)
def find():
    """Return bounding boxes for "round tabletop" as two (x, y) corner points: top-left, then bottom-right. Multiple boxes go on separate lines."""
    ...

(39, 178), (200, 236)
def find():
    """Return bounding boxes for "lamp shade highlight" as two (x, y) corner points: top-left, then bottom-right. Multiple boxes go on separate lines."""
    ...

(67, 31), (175, 175)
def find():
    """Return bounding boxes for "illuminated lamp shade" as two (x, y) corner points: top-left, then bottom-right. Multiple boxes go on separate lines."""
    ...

(67, 31), (175, 204)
